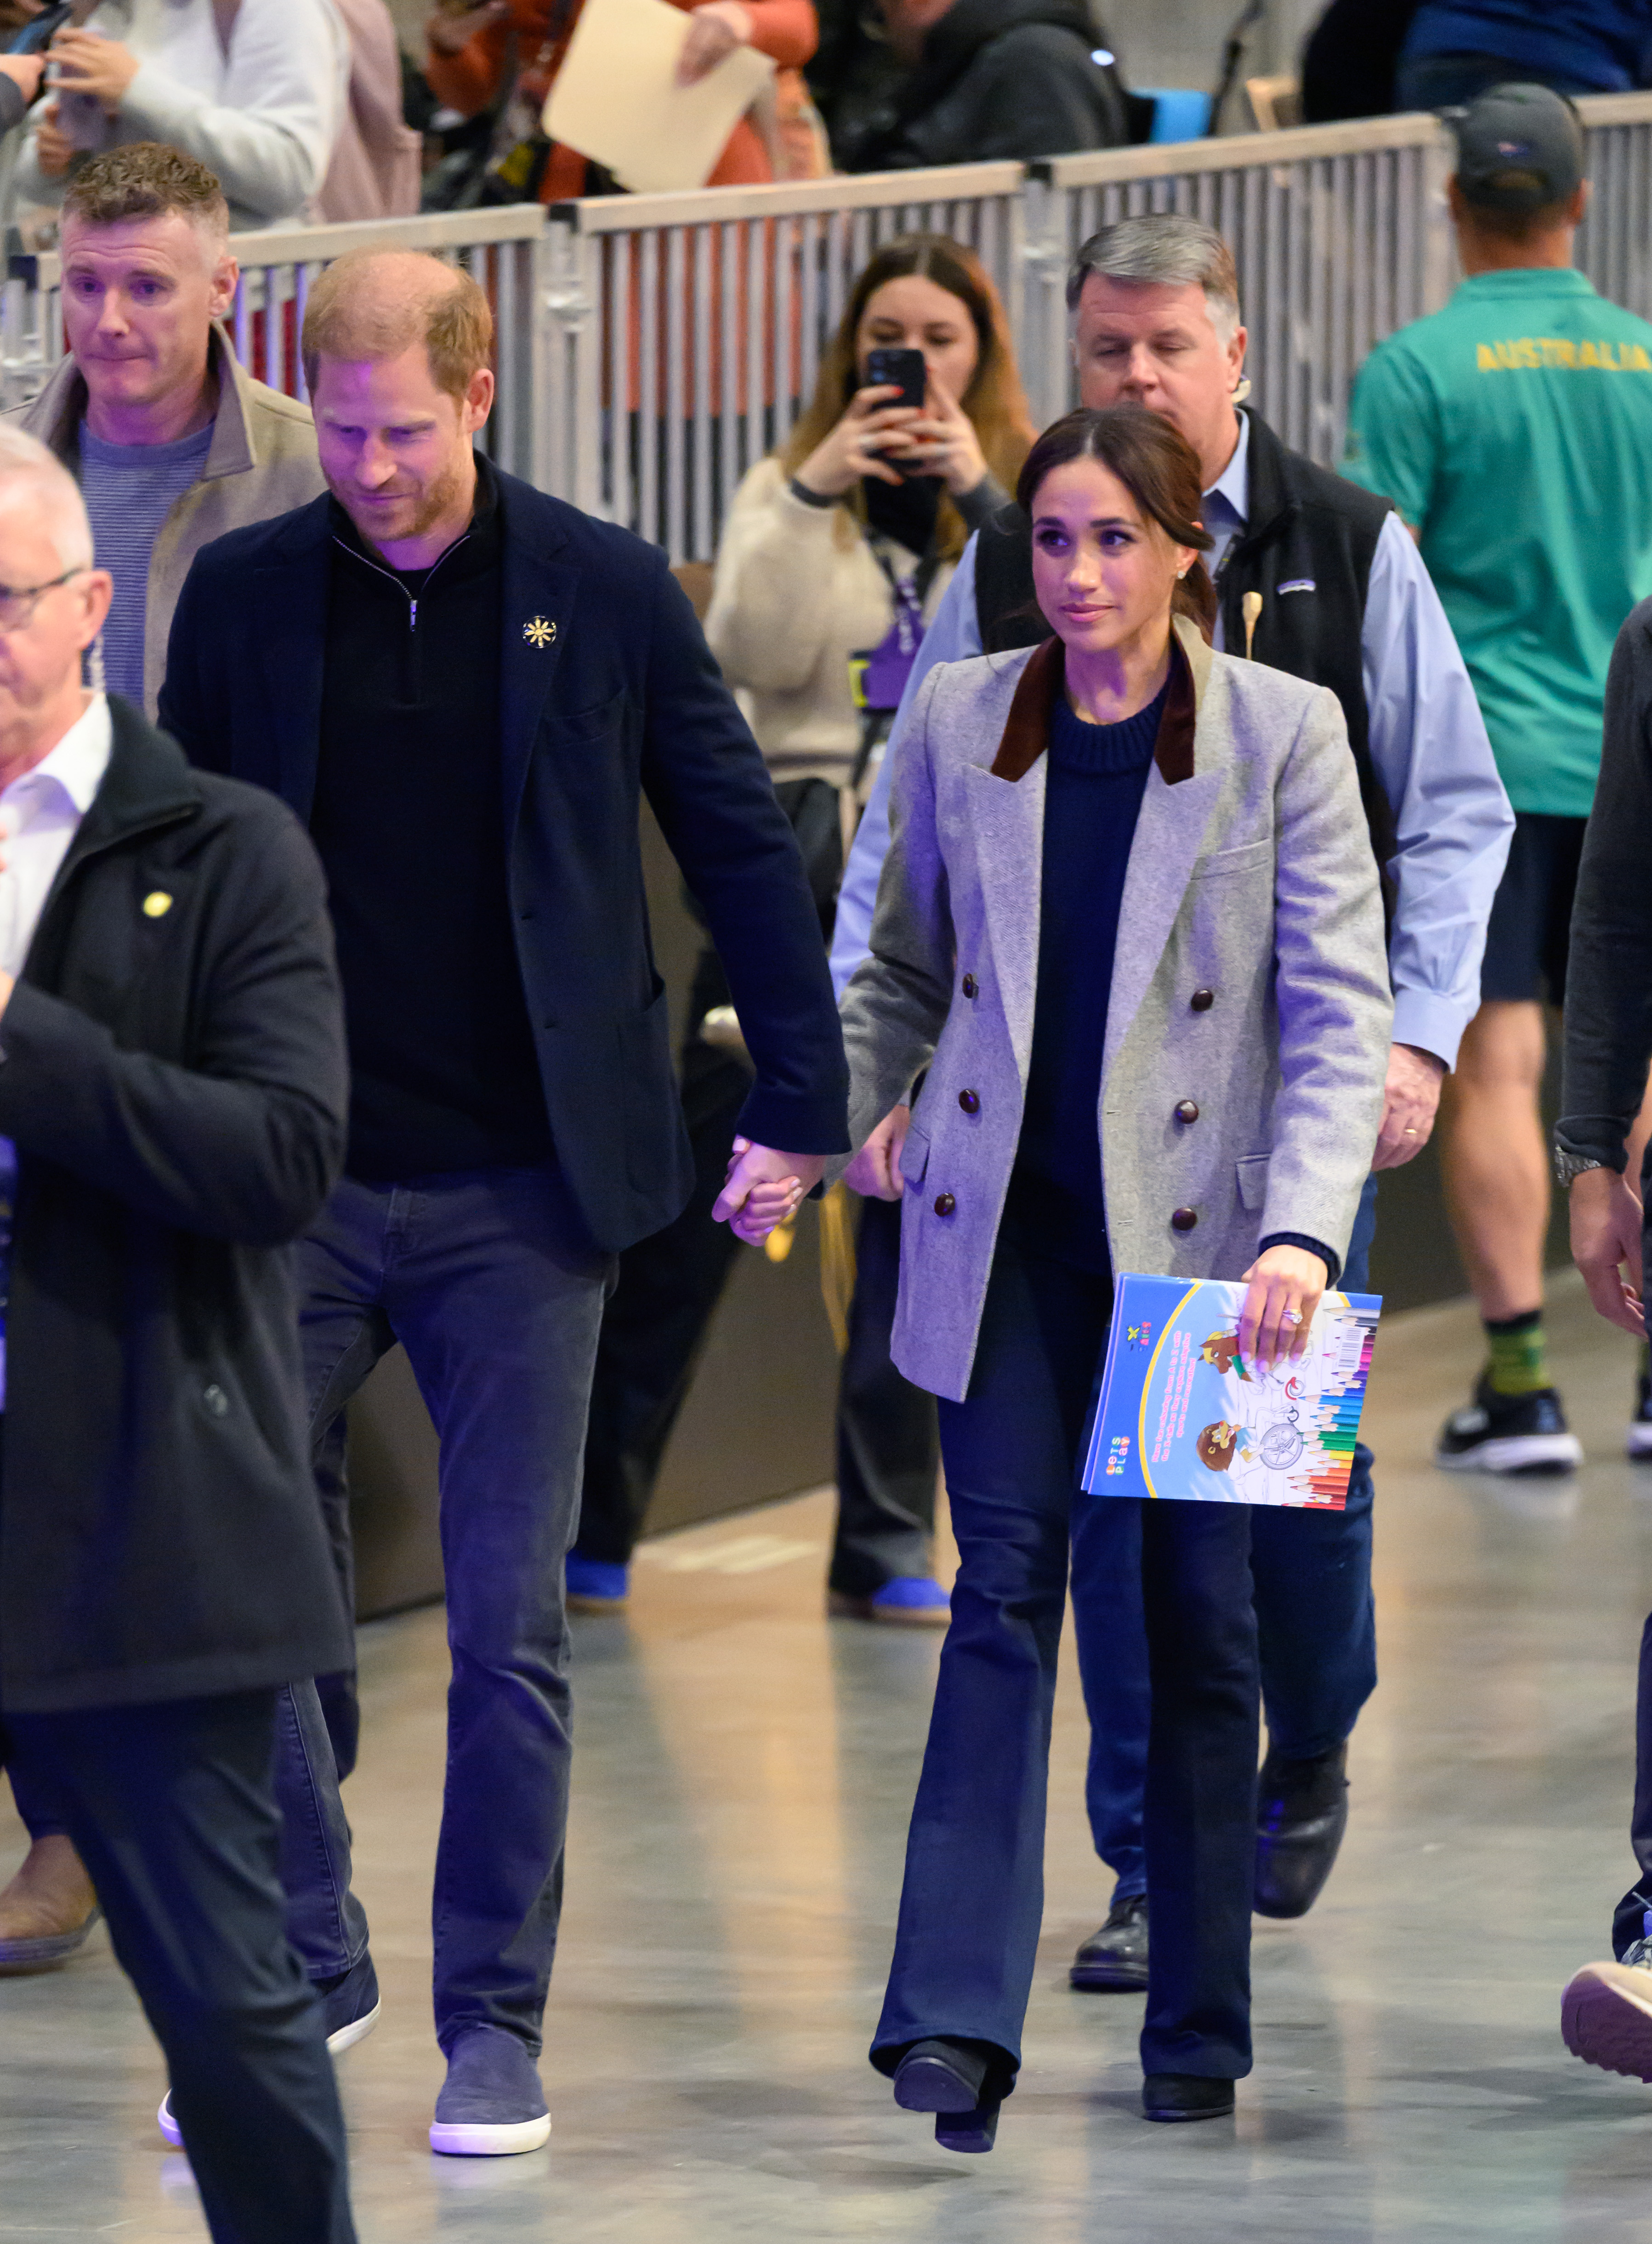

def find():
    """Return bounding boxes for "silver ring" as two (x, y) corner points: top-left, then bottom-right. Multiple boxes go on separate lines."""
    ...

(1282, 1309), (1302, 1326)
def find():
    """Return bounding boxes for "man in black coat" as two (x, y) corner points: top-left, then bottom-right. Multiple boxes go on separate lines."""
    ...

(160, 249), (850, 2157)
(841, 0), (1128, 170)
(0, 427), (357, 2241)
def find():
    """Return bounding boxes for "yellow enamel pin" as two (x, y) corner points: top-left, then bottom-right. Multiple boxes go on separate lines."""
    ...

(523, 616), (556, 648)
(142, 892), (173, 919)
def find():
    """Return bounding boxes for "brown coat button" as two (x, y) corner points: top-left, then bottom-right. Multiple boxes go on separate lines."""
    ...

(1174, 1099), (1199, 1125)
(1190, 988), (1215, 1012)
(1171, 1206), (1198, 1232)
(959, 1089), (980, 1113)
(934, 1192), (956, 1217)
(961, 973), (979, 999)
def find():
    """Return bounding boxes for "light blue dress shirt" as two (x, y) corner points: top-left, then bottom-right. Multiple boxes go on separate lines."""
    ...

(829, 417), (1514, 1071)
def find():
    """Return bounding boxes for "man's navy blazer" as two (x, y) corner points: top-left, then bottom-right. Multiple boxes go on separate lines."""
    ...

(159, 465), (850, 1255)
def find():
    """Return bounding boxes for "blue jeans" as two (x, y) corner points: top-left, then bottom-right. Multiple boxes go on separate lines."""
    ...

(872, 1230), (1259, 2087)
(1074, 1175), (1380, 1901)
(272, 1168), (613, 2055)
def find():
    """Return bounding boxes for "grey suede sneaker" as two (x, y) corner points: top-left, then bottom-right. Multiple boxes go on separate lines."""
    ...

(1563, 1932), (1652, 2082)
(429, 2026), (551, 2156)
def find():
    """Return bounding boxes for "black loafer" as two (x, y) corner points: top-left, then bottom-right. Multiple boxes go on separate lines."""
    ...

(1070, 1893), (1148, 1991)
(892, 2038), (1002, 2153)
(1254, 1740), (1349, 1919)
(1142, 2073), (1235, 2122)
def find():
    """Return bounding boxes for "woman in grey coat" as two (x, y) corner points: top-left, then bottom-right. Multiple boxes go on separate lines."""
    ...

(838, 405), (1392, 2144)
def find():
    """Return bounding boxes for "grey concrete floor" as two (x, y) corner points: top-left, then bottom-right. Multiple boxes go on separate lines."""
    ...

(8, 1274), (1652, 2240)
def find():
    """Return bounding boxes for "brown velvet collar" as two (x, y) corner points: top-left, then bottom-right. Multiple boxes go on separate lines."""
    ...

(988, 628), (1197, 786)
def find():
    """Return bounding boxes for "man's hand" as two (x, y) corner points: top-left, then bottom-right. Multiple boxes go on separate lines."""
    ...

(843, 1104), (909, 1201)
(1238, 1244), (1327, 1372)
(712, 1136), (827, 1245)
(426, 0), (510, 58)
(1371, 1042), (1446, 1170)
(1571, 1163), (1646, 1335)
(46, 30), (141, 114)
(0, 54), (44, 105)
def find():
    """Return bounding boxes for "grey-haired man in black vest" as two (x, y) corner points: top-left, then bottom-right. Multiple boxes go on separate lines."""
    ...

(830, 211), (1514, 2003)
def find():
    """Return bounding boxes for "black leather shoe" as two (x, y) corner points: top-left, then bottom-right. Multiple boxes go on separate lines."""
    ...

(1142, 2073), (1235, 2122)
(1070, 1893), (1148, 1991)
(892, 2039), (1002, 2153)
(1254, 1739), (1349, 1919)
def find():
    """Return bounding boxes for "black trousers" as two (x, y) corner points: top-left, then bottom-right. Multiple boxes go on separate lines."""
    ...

(577, 1038), (938, 1587)
(0, 1690), (354, 2244)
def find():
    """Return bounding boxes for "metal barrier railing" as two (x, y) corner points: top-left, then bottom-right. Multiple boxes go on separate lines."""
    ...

(6, 93), (1651, 558)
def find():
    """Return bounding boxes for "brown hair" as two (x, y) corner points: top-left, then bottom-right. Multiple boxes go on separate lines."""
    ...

(1017, 405), (1217, 636)
(301, 250), (494, 403)
(780, 234), (1034, 563)
(63, 143), (229, 241)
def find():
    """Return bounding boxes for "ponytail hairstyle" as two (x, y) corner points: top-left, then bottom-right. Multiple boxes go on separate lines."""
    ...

(1016, 403), (1217, 638)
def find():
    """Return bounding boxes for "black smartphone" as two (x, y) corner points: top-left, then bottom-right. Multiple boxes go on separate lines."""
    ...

(864, 346), (926, 412)
(8, 4), (73, 57)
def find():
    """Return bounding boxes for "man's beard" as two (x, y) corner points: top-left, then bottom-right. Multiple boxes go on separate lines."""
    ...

(341, 453), (470, 547)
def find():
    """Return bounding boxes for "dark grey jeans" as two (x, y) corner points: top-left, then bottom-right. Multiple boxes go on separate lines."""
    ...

(274, 1166), (613, 2055)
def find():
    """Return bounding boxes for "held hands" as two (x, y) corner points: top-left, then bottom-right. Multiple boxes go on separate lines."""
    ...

(843, 1104), (910, 1201)
(712, 1136), (827, 1245)
(1570, 1163), (1645, 1335)
(1371, 1042), (1446, 1170)
(45, 30), (140, 114)
(677, 0), (753, 83)
(1238, 1244), (1328, 1373)
(795, 375), (983, 501)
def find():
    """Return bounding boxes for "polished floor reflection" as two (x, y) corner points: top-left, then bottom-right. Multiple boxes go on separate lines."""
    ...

(8, 1274), (1652, 2239)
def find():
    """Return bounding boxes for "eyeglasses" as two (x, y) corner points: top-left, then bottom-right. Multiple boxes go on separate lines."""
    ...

(0, 567), (87, 632)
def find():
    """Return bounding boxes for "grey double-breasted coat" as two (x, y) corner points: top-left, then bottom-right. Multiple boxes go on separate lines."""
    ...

(837, 616), (1394, 1403)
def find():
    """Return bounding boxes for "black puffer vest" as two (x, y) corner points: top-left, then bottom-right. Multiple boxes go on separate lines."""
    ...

(974, 408), (1398, 909)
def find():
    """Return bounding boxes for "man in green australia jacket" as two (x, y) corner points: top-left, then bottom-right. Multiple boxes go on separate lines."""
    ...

(1344, 82), (1652, 1476)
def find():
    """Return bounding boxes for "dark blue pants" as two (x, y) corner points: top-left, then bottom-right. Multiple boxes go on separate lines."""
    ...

(0, 1693), (353, 2244)
(1075, 1175), (1380, 1900)
(872, 1232), (1259, 2087)
(270, 1168), (613, 2055)
(1613, 1225), (1652, 1958)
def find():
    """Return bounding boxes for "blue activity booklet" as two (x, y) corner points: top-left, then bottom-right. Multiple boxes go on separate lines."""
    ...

(1081, 1273), (1382, 1510)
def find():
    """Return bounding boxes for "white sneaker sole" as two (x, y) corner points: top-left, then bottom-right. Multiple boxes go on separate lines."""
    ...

(157, 1998), (382, 2146)
(1434, 1431), (1583, 1475)
(1563, 1962), (1652, 2080)
(1628, 1423), (1652, 1460)
(429, 2112), (552, 2157)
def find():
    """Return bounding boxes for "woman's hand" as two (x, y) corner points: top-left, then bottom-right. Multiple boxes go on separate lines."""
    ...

(844, 1105), (910, 1200)
(677, 0), (753, 83)
(45, 30), (140, 115)
(1238, 1244), (1327, 1372)
(794, 385), (921, 499)
(33, 100), (72, 176)
(892, 375), (988, 498)
(712, 1135), (824, 1244)
(426, 0), (510, 57)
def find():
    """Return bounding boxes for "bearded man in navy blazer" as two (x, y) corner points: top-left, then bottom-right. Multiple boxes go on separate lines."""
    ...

(159, 250), (848, 2158)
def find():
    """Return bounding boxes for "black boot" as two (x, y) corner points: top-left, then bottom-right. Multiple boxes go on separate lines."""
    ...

(1254, 1739), (1349, 1919)
(1069, 1892), (1148, 1991)
(891, 2038), (1002, 2153)
(1142, 2073), (1235, 2122)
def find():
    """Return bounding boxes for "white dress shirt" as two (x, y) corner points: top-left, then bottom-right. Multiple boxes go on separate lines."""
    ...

(0, 693), (113, 1408)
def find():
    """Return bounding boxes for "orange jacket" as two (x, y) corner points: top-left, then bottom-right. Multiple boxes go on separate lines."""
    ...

(426, 0), (817, 199)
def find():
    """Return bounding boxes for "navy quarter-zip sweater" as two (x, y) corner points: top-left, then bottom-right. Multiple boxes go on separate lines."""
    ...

(313, 460), (552, 1179)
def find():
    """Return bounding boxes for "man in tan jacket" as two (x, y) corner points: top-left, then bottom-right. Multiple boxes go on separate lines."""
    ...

(7, 140), (324, 719)
(0, 138), (324, 1968)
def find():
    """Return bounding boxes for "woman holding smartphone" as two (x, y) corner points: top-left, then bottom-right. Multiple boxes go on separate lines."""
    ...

(838, 403), (1391, 2144)
(568, 237), (1033, 1626)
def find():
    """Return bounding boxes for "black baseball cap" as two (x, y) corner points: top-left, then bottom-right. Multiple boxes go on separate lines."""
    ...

(1450, 83), (1585, 213)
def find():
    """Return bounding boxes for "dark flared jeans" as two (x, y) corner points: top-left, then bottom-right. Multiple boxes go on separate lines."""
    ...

(871, 1229), (1259, 2088)
(271, 1166), (613, 2056)
(1074, 1173), (1380, 1899)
